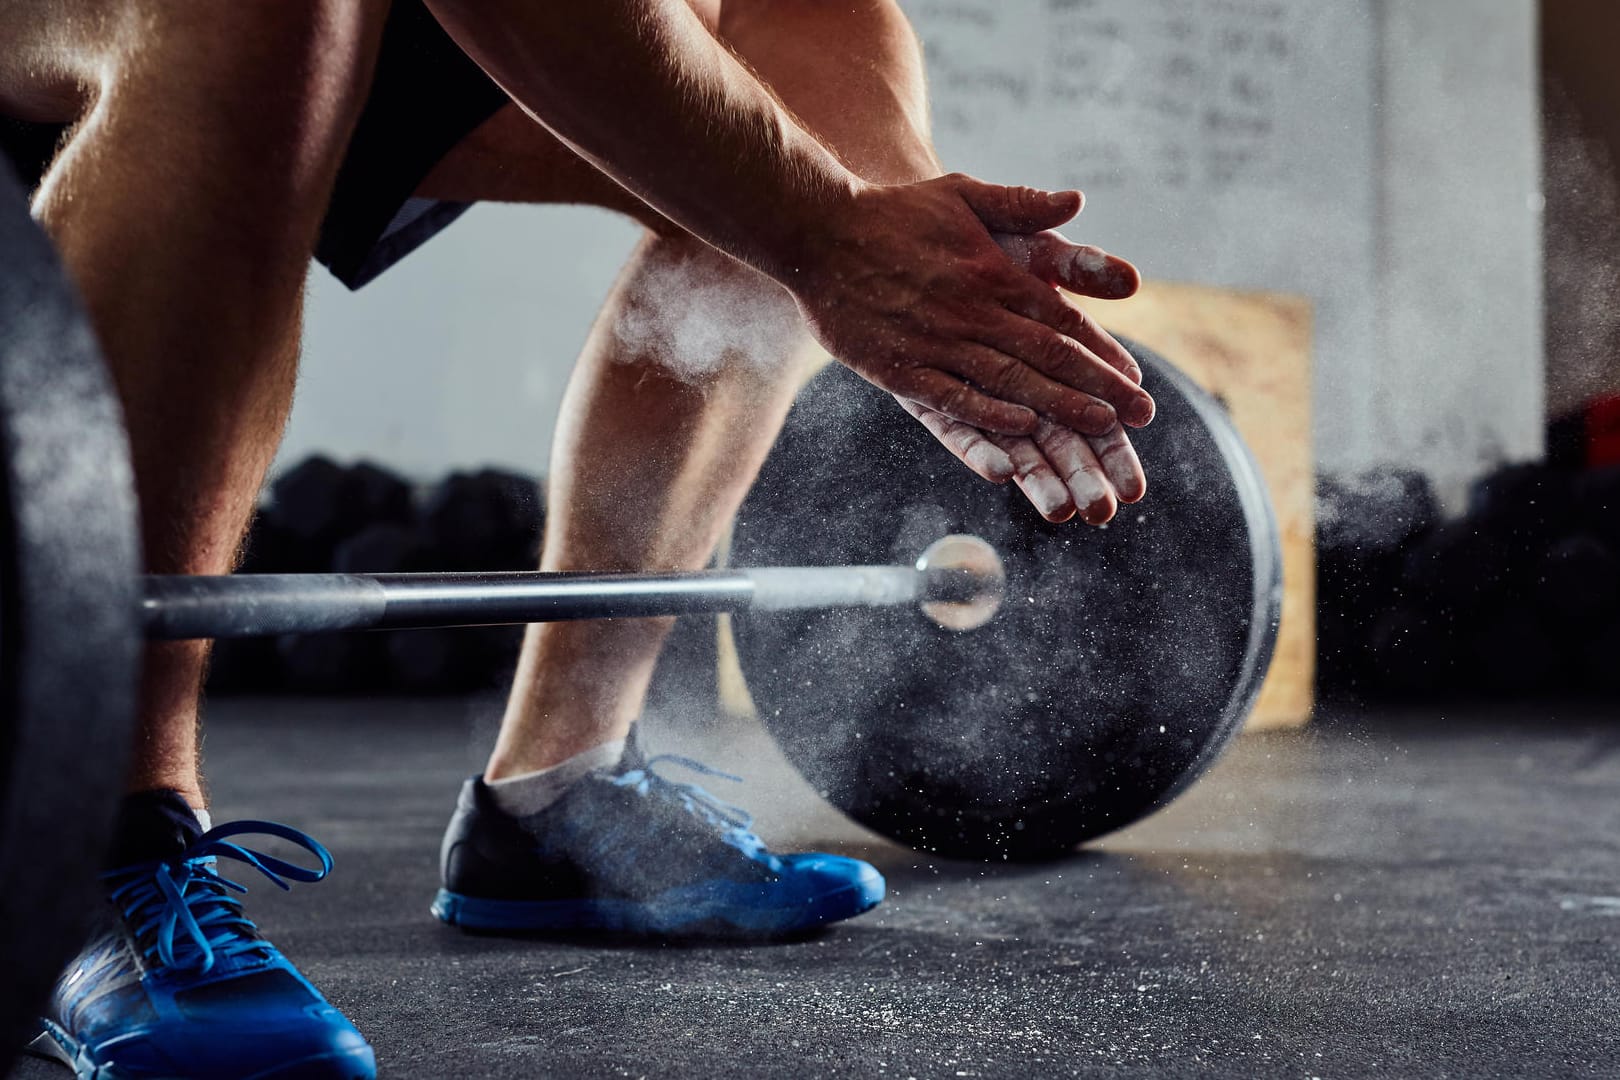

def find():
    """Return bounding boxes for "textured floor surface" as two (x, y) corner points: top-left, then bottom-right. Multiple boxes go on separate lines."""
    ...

(12, 696), (1620, 1079)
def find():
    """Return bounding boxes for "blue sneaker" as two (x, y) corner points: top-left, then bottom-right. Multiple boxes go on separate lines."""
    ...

(30, 797), (375, 1079)
(432, 746), (884, 937)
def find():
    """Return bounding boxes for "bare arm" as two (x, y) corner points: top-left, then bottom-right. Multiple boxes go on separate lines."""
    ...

(426, 0), (1154, 438)
(426, 0), (849, 283)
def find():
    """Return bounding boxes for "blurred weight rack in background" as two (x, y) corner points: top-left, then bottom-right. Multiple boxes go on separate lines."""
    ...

(208, 456), (545, 696)
(209, 455), (720, 707)
(1319, 394), (1620, 701)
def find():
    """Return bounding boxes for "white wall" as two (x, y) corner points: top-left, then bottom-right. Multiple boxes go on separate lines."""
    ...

(285, 0), (1543, 503)
(1377, 0), (1545, 491)
(286, 205), (640, 477)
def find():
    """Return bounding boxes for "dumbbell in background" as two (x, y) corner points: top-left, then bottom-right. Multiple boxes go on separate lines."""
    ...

(1317, 460), (1620, 700)
(210, 456), (546, 695)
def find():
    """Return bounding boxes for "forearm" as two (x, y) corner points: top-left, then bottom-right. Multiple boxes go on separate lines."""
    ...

(425, 0), (859, 283)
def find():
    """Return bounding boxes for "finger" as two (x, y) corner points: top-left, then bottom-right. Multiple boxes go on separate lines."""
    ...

(998, 288), (1153, 409)
(936, 338), (1117, 437)
(1032, 420), (1119, 526)
(990, 237), (1144, 386)
(949, 173), (1083, 233)
(1087, 423), (1147, 504)
(895, 396), (1016, 484)
(995, 231), (1141, 300)
(986, 433), (1078, 523)
(971, 310), (1152, 430)
(897, 369), (1038, 436)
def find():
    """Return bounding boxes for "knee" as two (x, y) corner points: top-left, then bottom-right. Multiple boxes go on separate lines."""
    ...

(610, 235), (810, 385)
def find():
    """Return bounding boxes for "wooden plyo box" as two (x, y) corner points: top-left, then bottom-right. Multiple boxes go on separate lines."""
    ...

(1101, 280), (1315, 731)
(715, 280), (1316, 733)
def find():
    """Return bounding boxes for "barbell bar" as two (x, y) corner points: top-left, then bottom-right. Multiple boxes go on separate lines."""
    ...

(139, 534), (1008, 640)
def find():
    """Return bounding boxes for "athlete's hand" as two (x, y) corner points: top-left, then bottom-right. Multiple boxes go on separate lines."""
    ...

(895, 228), (1149, 524)
(899, 402), (1147, 524)
(788, 173), (1156, 439)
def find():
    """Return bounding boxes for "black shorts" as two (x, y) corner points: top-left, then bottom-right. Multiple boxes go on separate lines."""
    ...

(0, 1), (507, 291)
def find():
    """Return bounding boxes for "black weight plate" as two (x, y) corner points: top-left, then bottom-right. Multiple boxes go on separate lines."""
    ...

(730, 344), (1280, 861)
(0, 163), (141, 1063)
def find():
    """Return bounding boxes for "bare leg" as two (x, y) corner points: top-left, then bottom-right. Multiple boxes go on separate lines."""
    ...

(417, 0), (938, 777)
(488, 241), (811, 775)
(5, 1), (387, 805)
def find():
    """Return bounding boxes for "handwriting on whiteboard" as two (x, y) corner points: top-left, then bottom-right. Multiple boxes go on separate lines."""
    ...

(911, 0), (1299, 193)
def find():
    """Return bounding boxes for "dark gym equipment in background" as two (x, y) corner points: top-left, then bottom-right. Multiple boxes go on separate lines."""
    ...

(1316, 461), (1620, 698)
(218, 463), (545, 694)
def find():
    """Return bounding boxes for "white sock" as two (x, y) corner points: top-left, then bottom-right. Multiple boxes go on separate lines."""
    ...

(194, 808), (213, 833)
(485, 739), (627, 818)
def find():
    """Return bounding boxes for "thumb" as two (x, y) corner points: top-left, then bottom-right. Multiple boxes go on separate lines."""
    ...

(954, 175), (1084, 233)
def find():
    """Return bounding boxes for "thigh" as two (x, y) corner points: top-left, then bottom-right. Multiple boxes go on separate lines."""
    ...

(33, 0), (388, 245)
(0, 0), (106, 123)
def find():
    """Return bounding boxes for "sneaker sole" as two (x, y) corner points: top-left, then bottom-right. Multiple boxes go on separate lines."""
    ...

(30, 1018), (377, 1080)
(431, 868), (885, 937)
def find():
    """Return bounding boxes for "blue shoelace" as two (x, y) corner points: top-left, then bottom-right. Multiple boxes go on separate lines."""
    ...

(612, 755), (773, 863)
(103, 821), (333, 974)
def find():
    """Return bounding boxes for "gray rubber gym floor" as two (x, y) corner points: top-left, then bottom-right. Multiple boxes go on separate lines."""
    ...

(13, 697), (1620, 1079)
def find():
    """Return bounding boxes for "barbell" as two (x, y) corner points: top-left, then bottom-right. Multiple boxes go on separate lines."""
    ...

(139, 532), (1007, 640)
(0, 159), (1281, 1068)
